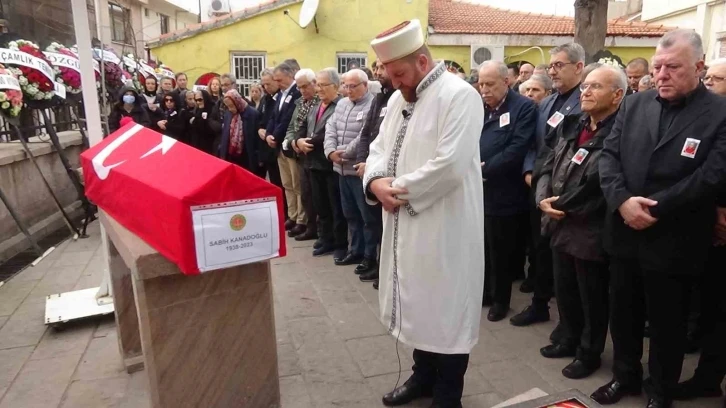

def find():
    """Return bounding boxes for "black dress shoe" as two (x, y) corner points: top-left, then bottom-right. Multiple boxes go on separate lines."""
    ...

(284, 219), (295, 231)
(550, 322), (566, 344)
(288, 224), (306, 237)
(382, 379), (433, 406)
(335, 253), (364, 266)
(519, 279), (534, 293)
(373, 279), (379, 290)
(562, 359), (601, 379)
(295, 230), (318, 241)
(590, 380), (641, 405)
(313, 238), (324, 249)
(482, 296), (493, 307)
(333, 249), (347, 262)
(359, 270), (379, 282)
(540, 343), (577, 359)
(646, 397), (672, 408)
(355, 258), (377, 274)
(312, 245), (334, 257)
(487, 304), (508, 322)
(673, 377), (723, 400)
(510, 305), (550, 327)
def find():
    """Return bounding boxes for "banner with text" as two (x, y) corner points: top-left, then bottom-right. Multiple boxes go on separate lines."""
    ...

(0, 48), (55, 82)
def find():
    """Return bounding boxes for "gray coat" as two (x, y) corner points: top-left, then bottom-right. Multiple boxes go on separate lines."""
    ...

(324, 92), (374, 176)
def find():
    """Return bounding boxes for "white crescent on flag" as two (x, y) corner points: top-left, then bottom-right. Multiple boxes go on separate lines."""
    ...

(92, 124), (177, 180)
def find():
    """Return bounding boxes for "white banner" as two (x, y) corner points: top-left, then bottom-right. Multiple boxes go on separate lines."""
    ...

(192, 85), (207, 92)
(159, 68), (174, 78)
(123, 56), (137, 70)
(92, 59), (100, 74)
(43, 51), (81, 74)
(93, 48), (120, 65)
(191, 199), (280, 273)
(0, 74), (21, 91)
(138, 61), (157, 78)
(54, 81), (66, 99)
(0, 48), (55, 83)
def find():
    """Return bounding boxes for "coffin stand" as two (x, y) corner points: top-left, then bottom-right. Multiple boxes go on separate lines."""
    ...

(101, 210), (281, 408)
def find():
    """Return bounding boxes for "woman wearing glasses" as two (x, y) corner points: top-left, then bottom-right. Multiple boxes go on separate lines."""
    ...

(156, 92), (187, 143)
(189, 90), (216, 154)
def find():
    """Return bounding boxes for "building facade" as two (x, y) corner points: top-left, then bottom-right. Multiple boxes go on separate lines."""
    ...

(642, 0), (726, 60)
(149, 0), (668, 95)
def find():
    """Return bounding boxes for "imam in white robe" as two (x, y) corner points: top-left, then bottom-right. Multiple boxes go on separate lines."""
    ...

(363, 62), (485, 354)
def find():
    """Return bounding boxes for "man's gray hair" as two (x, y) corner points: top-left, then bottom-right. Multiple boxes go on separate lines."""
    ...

(274, 63), (295, 77)
(160, 76), (174, 83)
(639, 75), (653, 87)
(260, 68), (274, 79)
(346, 68), (369, 84)
(478, 60), (509, 79)
(319, 67), (341, 87)
(220, 73), (236, 83)
(550, 42), (586, 63)
(518, 81), (528, 94)
(295, 68), (316, 83)
(529, 74), (553, 91)
(707, 58), (726, 68)
(590, 65), (628, 92)
(658, 29), (704, 62)
(583, 62), (604, 80)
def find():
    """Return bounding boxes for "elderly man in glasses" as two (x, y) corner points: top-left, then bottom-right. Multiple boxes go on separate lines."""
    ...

(536, 65), (626, 380)
(512, 44), (585, 346)
(324, 69), (376, 268)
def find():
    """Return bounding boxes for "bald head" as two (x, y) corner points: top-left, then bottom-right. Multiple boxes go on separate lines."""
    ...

(518, 63), (535, 82)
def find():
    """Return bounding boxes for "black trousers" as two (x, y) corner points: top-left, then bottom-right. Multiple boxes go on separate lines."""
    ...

(299, 164), (317, 233)
(264, 157), (286, 217)
(692, 245), (726, 386)
(410, 349), (469, 407)
(609, 258), (693, 399)
(530, 202), (554, 310)
(310, 169), (347, 249)
(484, 213), (529, 307)
(552, 250), (609, 362)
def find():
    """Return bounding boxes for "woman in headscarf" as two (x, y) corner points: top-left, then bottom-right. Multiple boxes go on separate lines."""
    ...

(219, 89), (262, 174)
(208, 77), (222, 103)
(189, 89), (216, 154)
(108, 87), (151, 133)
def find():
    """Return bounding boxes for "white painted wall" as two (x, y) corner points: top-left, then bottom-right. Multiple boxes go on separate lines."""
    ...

(643, 1), (726, 61)
(141, 0), (198, 43)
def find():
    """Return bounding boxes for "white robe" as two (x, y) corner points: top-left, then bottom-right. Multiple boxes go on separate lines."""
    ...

(363, 62), (485, 354)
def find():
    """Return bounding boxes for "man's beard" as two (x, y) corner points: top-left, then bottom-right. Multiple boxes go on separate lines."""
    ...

(400, 87), (418, 103)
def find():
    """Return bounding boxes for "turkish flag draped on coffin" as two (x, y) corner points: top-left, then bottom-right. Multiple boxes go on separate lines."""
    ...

(81, 122), (286, 275)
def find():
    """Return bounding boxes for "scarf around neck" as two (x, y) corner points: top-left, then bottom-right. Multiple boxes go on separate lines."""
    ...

(225, 89), (248, 157)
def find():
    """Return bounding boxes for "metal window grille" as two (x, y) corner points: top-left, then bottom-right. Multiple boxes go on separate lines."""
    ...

(231, 54), (266, 97)
(337, 53), (368, 74)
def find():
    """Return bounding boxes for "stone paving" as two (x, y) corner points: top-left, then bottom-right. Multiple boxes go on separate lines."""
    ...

(0, 220), (722, 408)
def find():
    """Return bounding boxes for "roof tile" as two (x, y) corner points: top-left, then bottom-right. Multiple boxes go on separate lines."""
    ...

(429, 0), (670, 37)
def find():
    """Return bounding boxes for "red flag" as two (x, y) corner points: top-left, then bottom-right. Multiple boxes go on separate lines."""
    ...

(81, 122), (286, 275)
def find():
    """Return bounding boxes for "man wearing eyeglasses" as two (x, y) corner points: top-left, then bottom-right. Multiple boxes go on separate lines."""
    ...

(704, 58), (726, 95)
(512, 43), (584, 340)
(324, 69), (376, 267)
(536, 65), (626, 380)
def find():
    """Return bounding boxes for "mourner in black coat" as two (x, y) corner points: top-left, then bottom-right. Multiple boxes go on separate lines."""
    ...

(593, 30), (726, 408)
(108, 87), (151, 133)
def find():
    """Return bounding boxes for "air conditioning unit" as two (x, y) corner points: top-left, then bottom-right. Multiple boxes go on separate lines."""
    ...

(208, 0), (231, 17)
(470, 45), (505, 69)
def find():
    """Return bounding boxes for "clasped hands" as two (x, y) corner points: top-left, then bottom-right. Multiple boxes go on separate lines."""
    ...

(370, 177), (408, 213)
(619, 196), (658, 230)
(539, 196), (565, 220)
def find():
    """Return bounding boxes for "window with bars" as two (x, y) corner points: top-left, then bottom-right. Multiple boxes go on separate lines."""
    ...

(109, 3), (131, 44)
(231, 53), (266, 97)
(337, 53), (368, 74)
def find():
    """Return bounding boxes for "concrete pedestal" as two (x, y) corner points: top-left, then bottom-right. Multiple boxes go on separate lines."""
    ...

(101, 210), (281, 408)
